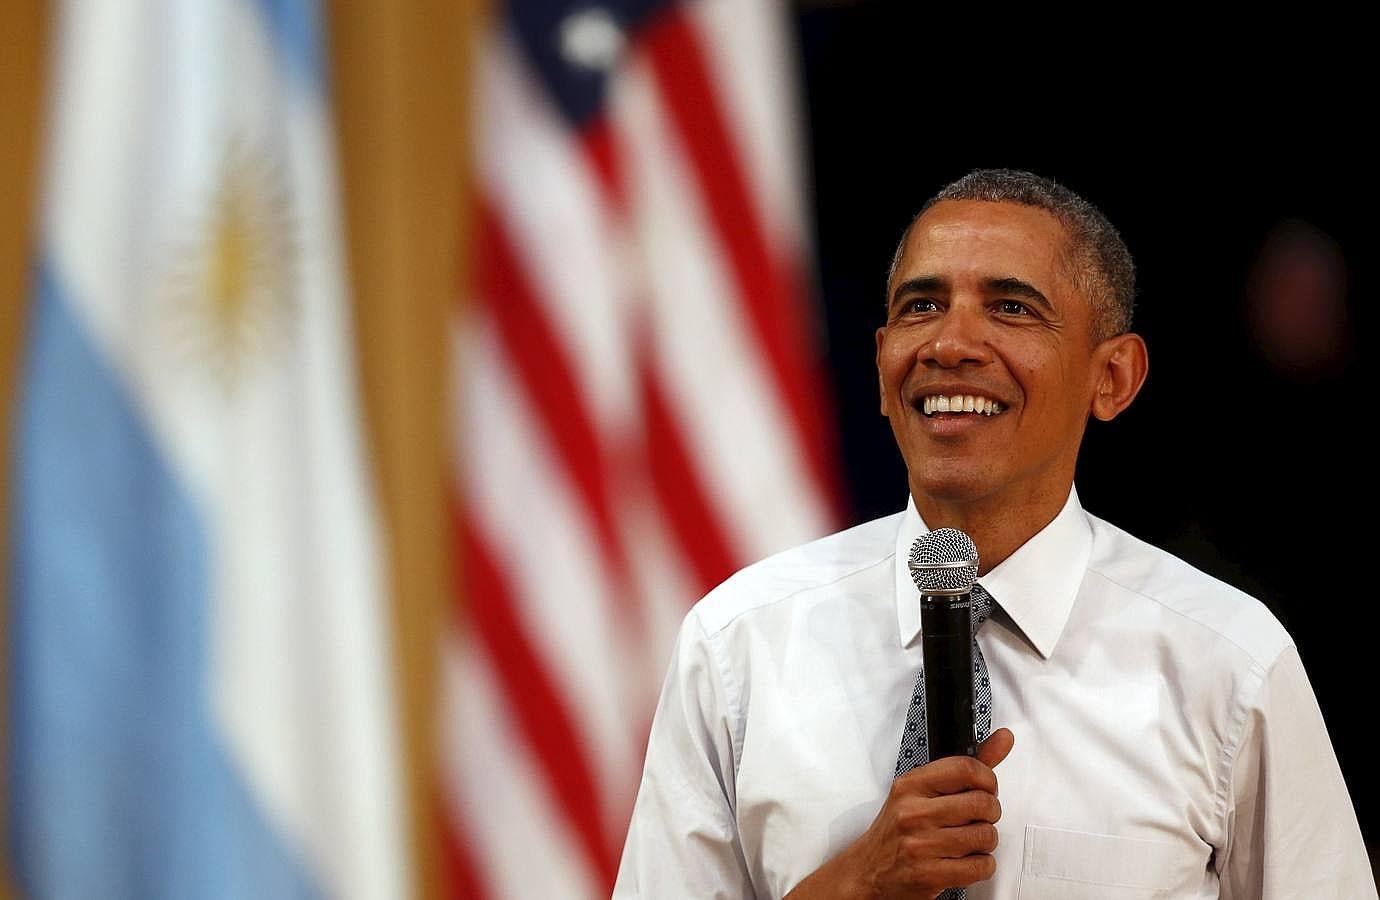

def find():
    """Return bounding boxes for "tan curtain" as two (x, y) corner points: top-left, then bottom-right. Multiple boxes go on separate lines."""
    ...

(326, 2), (483, 895)
(0, 1), (47, 896)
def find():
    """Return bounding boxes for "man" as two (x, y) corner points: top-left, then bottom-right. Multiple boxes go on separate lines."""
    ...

(613, 169), (1373, 898)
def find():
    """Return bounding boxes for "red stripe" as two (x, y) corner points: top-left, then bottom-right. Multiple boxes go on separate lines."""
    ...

(473, 196), (636, 620)
(438, 798), (493, 900)
(637, 339), (739, 595)
(581, 117), (624, 209)
(639, 9), (843, 518)
(458, 508), (621, 891)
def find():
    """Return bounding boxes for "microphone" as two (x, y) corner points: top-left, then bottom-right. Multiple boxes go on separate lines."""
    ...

(908, 528), (979, 760)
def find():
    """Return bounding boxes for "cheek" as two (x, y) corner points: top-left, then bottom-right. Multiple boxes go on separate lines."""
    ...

(1009, 356), (1088, 425)
(878, 344), (912, 390)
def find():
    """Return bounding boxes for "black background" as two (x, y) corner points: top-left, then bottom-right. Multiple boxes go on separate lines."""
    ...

(793, 4), (1373, 852)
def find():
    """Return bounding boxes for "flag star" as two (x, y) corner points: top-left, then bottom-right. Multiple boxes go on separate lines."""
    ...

(559, 8), (625, 71)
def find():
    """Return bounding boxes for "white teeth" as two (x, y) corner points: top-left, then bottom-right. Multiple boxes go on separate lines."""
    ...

(921, 393), (1004, 416)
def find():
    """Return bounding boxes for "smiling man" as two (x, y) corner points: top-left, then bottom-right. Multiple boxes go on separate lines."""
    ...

(876, 196), (1146, 576)
(614, 169), (1373, 898)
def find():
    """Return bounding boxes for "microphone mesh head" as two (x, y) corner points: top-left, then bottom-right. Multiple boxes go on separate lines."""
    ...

(908, 528), (979, 593)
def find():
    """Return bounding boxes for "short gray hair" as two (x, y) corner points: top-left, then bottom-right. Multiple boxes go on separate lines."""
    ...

(888, 169), (1136, 341)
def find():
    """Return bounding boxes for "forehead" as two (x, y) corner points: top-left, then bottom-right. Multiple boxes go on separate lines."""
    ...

(892, 200), (1076, 296)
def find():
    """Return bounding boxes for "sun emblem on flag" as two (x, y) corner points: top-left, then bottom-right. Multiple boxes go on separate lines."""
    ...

(162, 137), (297, 388)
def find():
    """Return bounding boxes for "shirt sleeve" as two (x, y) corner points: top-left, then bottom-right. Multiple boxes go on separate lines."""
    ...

(1219, 644), (1376, 898)
(613, 609), (754, 899)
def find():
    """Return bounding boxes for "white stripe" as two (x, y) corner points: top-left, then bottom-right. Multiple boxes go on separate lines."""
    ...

(440, 642), (601, 900)
(476, 31), (639, 435)
(689, 0), (813, 264)
(614, 56), (832, 564)
(619, 488), (702, 702)
(456, 317), (643, 820)
(45, 0), (225, 411)
(212, 62), (411, 900)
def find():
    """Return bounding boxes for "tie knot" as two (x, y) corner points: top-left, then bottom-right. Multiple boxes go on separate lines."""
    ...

(971, 583), (994, 626)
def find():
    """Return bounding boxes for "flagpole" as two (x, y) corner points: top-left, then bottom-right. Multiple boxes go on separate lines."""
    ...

(0, 3), (48, 897)
(326, 2), (483, 896)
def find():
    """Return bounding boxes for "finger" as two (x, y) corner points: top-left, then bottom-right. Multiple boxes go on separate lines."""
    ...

(930, 790), (1002, 827)
(895, 790), (1001, 830)
(895, 754), (998, 797)
(918, 852), (998, 889)
(914, 822), (1000, 858)
(977, 728), (1014, 769)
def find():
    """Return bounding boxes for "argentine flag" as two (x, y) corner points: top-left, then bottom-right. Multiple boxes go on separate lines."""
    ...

(9, 2), (412, 898)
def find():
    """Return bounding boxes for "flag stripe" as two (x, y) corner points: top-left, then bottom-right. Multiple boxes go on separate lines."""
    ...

(564, 85), (745, 599)
(580, 117), (625, 210)
(457, 315), (641, 795)
(637, 344), (738, 596)
(568, 104), (744, 599)
(475, 33), (640, 436)
(10, 262), (320, 900)
(438, 643), (602, 900)
(615, 51), (830, 562)
(473, 198), (635, 618)
(641, 9), (836, 505)
(438, 799), (493, 900)
(251, 0), (323, 82)
(688, 0), (811, 263)
(457, 510), (621, 891)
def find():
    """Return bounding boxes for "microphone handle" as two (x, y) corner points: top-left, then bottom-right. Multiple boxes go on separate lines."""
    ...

(919, 591), (976, 760)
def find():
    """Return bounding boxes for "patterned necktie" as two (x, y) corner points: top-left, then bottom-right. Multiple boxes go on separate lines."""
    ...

(893, 583), (995, 899)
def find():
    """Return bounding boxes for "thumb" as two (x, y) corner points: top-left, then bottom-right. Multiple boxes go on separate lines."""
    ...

(977, 727), (1015, 769)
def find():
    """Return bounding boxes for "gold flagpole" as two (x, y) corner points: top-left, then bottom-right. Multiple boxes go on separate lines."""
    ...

(326, 2), (485, 896)
(0, 1), (48, 896)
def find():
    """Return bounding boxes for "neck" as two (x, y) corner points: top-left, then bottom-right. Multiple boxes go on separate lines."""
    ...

(911, 482), (1072, 576)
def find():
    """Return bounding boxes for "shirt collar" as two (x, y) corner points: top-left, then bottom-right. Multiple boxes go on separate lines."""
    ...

(894, 487), (1093, 658)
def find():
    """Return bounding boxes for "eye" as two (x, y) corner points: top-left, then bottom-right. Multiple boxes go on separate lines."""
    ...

(996, 299), (1030, 316)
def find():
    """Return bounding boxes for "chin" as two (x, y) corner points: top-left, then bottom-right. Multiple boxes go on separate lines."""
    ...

(908, 468), (994, 506)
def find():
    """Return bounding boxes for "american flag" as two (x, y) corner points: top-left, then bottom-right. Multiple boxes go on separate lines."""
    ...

(440, 1), (841, 895)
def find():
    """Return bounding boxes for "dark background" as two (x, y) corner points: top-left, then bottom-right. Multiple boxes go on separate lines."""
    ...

(794, 4), (1373, 853)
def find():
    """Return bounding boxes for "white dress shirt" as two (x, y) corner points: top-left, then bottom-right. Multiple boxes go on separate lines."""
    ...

(614, 489), (1374, 898)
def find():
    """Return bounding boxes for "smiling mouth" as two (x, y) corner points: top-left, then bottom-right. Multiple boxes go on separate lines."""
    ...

(918, 394), (1005, 417)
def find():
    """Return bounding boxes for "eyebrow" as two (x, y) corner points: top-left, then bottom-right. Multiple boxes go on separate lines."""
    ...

(889, 276), (946, 309)
(889, 275), (1055, 314)
(987, 277), (1055, 314)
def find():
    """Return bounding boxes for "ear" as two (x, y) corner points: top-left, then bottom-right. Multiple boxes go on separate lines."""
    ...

(875, 326), (889, 416)
(1090, 332), (1148, 422)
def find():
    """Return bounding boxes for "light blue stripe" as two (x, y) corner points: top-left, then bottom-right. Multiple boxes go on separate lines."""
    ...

(8, 261), (322, 900)
(252, 0), (323, 87)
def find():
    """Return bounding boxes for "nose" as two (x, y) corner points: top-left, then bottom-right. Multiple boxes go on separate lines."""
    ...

(923, 301), (992, 368)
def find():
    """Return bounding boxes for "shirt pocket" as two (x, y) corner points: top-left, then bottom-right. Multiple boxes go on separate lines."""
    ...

(1017, 825), (1183, 899)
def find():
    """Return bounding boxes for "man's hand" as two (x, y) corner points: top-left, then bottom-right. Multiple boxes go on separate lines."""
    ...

(785, 728), (1015, 900)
